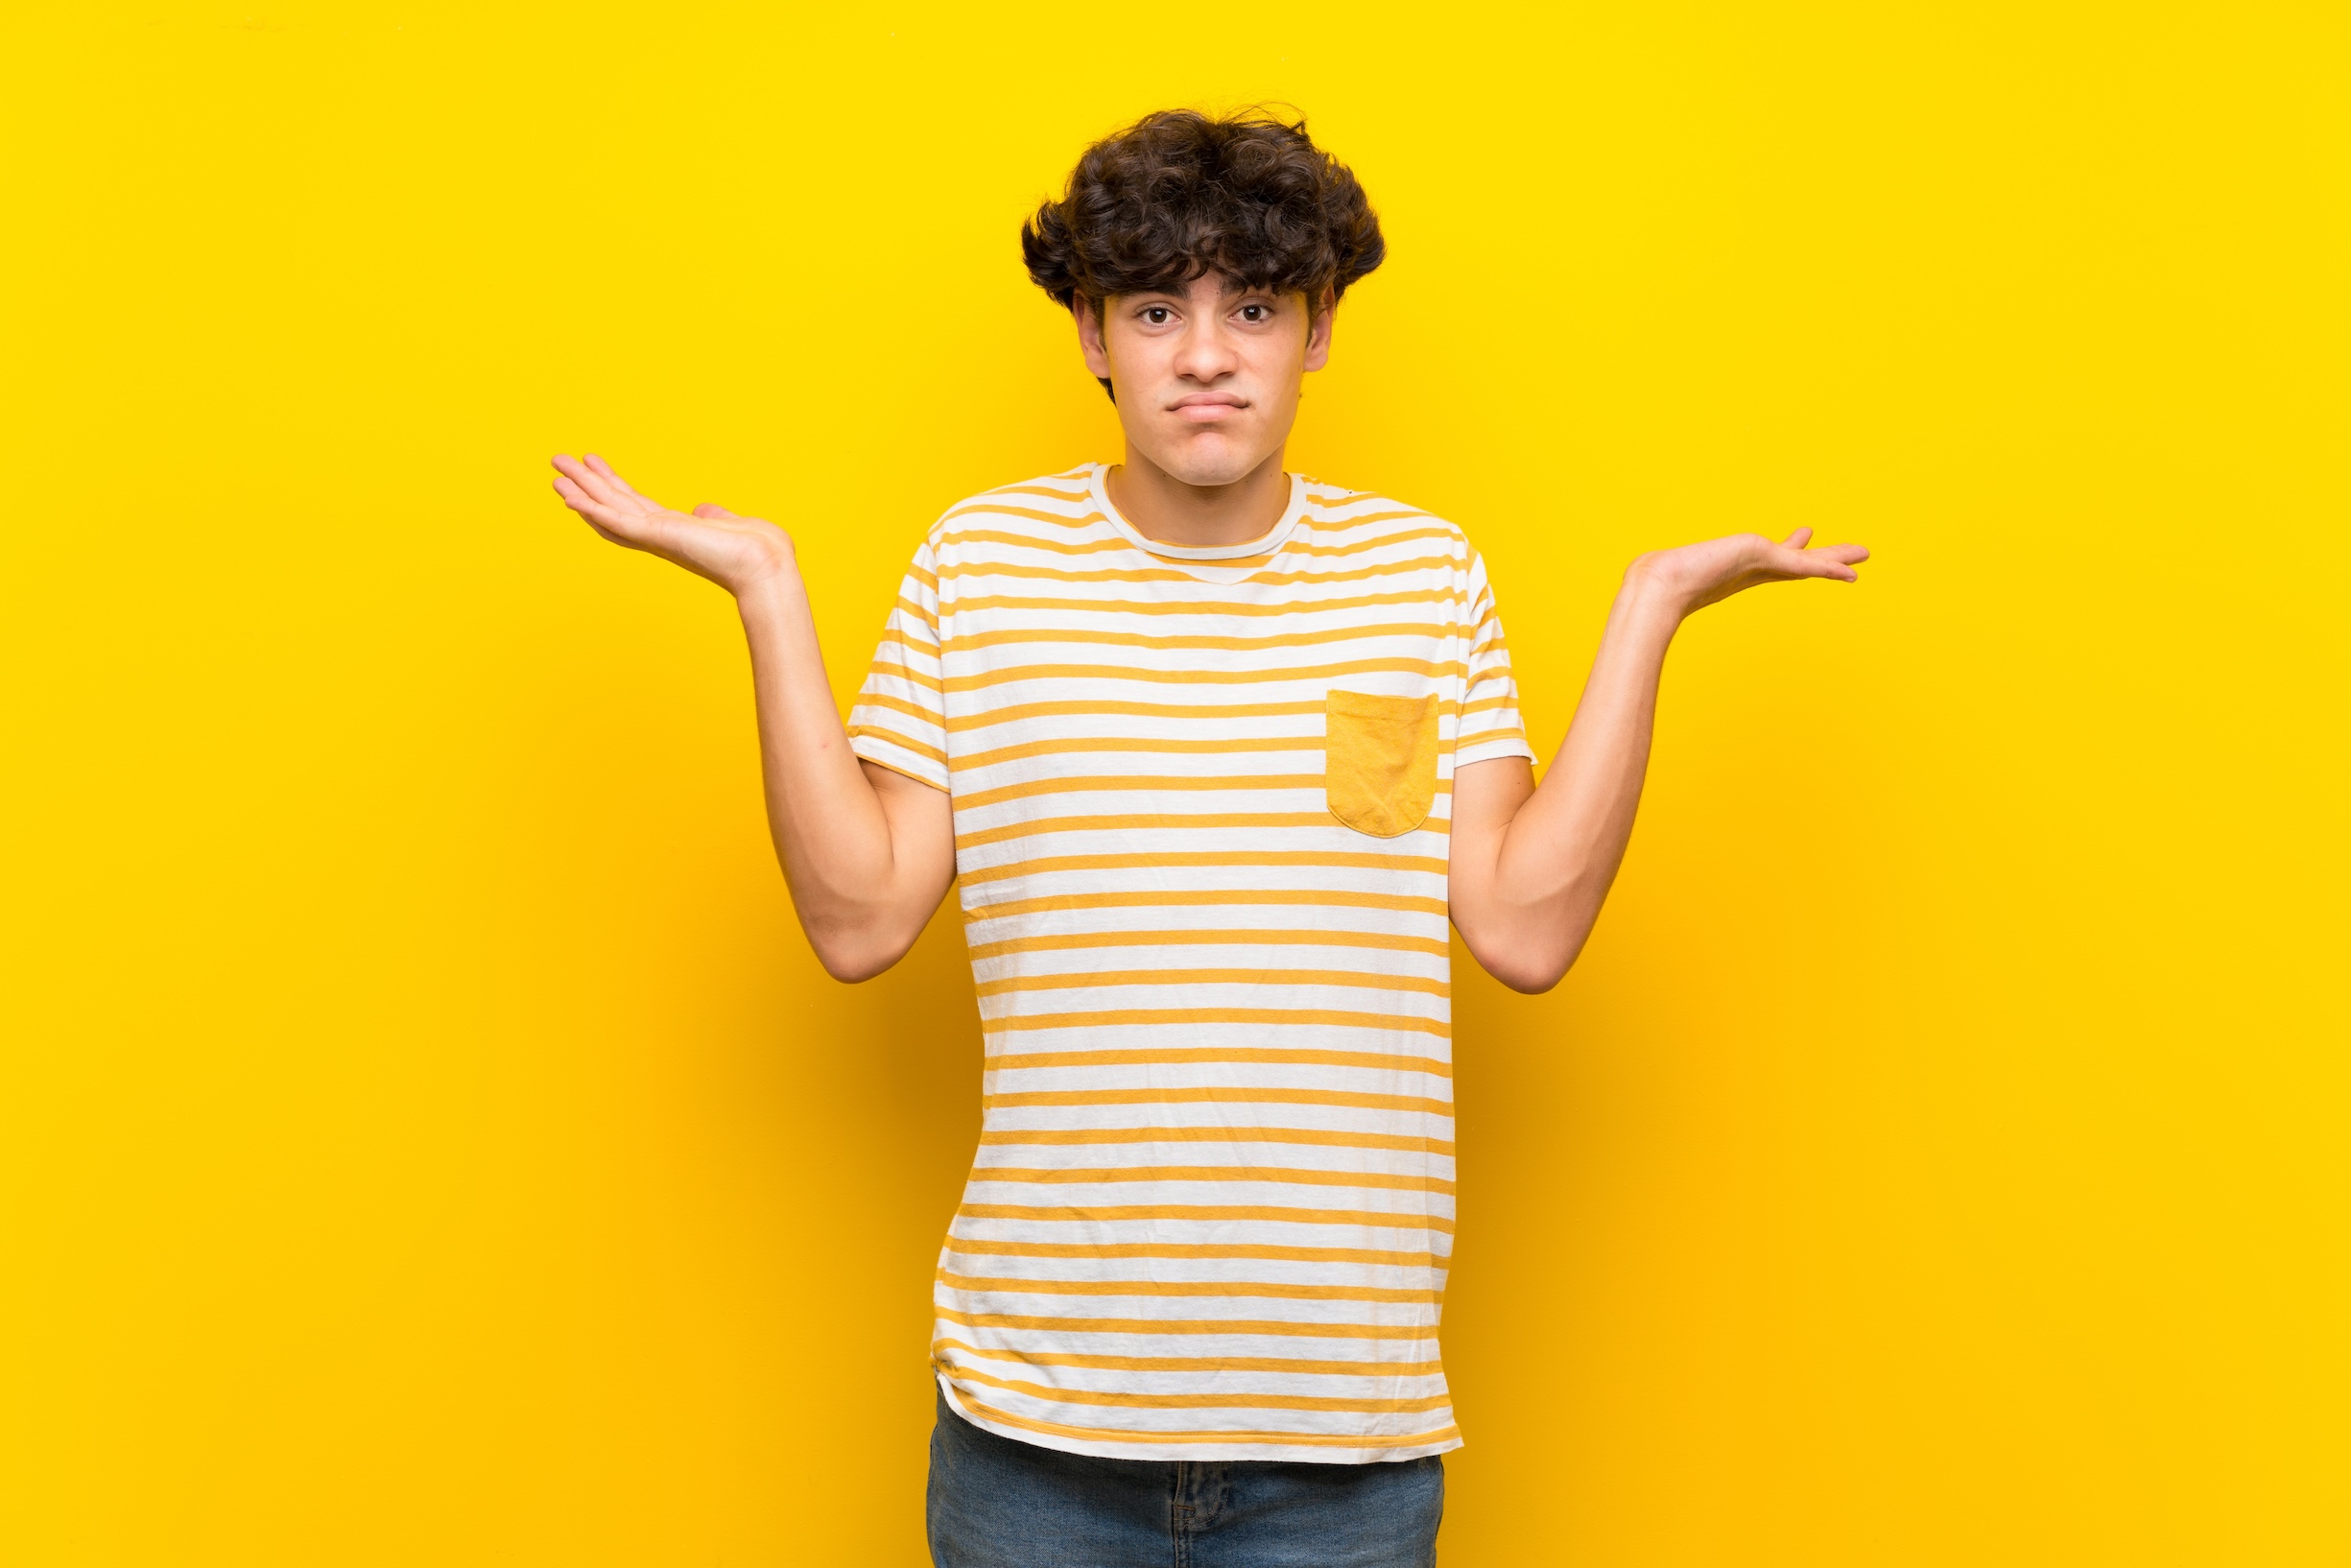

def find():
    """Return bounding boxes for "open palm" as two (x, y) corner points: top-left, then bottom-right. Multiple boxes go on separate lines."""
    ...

(1638, 528), (1870, 613)
(550, 453), (795, 596)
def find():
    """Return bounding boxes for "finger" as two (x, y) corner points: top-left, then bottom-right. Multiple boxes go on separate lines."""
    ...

(1765, 544), (1861, 582)
(550, 472), (614, 520)
(1782, 527), (1815, 549)
(582, 452), (653, 503)
(552, 474), (644, 537)
(550, 446), (620, 495)
(551, 454), (637, 512)
(577, 452), (654, 511)
(692, 503), (741, 520)
(1793, 553), (1861, 582)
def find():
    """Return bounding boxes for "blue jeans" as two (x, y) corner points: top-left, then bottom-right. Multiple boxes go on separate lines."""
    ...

(926, 1389), (1444, 1567)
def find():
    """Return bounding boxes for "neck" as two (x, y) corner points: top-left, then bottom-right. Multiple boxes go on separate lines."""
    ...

(1104, 445), (1291, 549)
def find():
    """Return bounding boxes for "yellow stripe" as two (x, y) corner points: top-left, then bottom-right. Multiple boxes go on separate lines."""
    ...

(977, 967), (1450, 999)
(941, 655), (1467, 694)
(938, 561), (1243, 588)
(960, 812), (1396, 849)
(1314, 507), (1436, 525)
(982, 1008), (1449, 1040)
(984, 1085), (1454, 1115)
(964, 1165), (1455, 1197)
(938, 503), (1107, 529)
(973, 1129), (1453, 1159)
(951, 1390), (1459, 1448)
(942, 621), (1457, 655)
(933, 1338), (1445, 1377)
(961, 849), (1449, 888)
(986, 1045), (1448, 1077)
(861, 658), (943, 694)
(935, 553), (1460, 591)
(851, 690), (941, 728)
(869, 629), (941, 656)
(936, 1308), (1440, 1342)
(956, 735), (1327, 769)
(945, 587), (1466, 620)
(1277, 524), (1454, 557)
(953, 1201), (1454, 1233)
(964, 483), (1093, 503)
(948, 1365), (1453, 1414)
(845, 725), (948, 766)
(965, 928), (1453, 961)
(964, 889), (1451, 920)
(942, 1271), (1441, 1304)
(939, 529), (1130, 558)
(945, 699), (1328, 734)
(942, 1235), (1445, 1265)
(952, 772), (1328, 809)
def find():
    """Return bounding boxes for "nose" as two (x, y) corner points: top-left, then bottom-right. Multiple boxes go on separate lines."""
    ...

(1171, 313), (1241, 384)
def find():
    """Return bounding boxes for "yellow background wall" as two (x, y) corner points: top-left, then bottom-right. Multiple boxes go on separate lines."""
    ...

(5, 4), (2344, 1563)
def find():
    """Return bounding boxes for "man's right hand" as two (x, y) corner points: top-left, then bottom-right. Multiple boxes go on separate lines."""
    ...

(551, 452), (795, 598)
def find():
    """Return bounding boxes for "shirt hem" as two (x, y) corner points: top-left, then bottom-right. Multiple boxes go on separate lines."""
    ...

(935, 1369), (1462, 1467)
(1455, 738), (1537, 768)
(847, 733), (951, 791)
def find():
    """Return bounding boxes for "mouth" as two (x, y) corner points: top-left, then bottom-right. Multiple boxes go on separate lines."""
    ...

(1168, 394), (1248, 424)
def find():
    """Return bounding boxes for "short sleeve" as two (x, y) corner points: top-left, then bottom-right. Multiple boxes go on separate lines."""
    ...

(845, 538), (951, 791)
(1456, 551), (1535, 769)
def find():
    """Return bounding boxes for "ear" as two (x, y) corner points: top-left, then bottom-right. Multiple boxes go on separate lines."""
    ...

(1303, 290), (1336, 372)
(1074, 297), (1113, 382)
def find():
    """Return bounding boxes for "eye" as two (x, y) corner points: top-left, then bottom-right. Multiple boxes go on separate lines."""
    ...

(1141, 306), (1173, 325)
(1238, 303), (1270, 322)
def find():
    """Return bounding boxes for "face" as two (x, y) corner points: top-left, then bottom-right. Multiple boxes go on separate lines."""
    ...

(1076, 273), (1334, 488)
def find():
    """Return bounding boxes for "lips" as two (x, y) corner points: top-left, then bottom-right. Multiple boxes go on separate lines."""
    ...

(1169, 394), (1247, 422)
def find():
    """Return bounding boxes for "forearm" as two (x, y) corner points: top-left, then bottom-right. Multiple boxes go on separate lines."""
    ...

(1454, 576), (1684, 990)
(735, 571), (945, 978)
(547, 451), (956, 977)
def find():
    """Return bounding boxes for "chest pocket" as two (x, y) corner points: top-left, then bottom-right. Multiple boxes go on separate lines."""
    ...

(1324, 690), (1440, 838)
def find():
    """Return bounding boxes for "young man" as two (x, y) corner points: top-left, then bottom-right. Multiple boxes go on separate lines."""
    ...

(552, 109), (1864, 1568)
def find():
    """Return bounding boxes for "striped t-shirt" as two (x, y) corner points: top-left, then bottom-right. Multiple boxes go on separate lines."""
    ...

(846, 461), (1532, 1463)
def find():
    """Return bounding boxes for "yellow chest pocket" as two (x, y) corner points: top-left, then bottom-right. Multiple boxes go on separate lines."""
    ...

(1324, 689), (1440, 838)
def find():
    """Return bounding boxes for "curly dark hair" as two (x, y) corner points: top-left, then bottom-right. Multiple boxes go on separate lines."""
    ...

(1022, 108), (1385, 396)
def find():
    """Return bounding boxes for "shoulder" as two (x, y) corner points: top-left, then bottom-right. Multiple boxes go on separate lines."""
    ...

(1297, 478), (1476, 563)
(919, 466), (1103, 551)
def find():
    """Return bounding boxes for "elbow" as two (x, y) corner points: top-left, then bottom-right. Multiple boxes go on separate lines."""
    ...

(805, 920), (919, 985)
(814, 946), (895, 985)
(1460, 923), (1588, 995)
(1486, 951), (1575, 995)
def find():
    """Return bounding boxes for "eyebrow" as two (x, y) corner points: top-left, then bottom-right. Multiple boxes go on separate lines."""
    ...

(1126, 280), (1279, 305)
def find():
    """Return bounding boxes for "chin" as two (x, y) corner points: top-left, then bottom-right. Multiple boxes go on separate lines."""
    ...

(1148, 430), (1277, 488)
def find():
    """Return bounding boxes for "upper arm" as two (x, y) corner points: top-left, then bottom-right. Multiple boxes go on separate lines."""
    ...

(1448, 755), (1552, 987)
(796, 762), (955, 985)
(862, 759), (957, 910)
(1447, 755), (1535, 914)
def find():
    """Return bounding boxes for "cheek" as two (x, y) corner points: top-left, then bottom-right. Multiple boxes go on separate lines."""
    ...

(1105, 326), (1168, 374)
(1247, 332), (1311, 389)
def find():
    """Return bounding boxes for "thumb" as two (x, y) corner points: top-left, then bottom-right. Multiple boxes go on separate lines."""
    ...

(692, 503), (741, 520)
